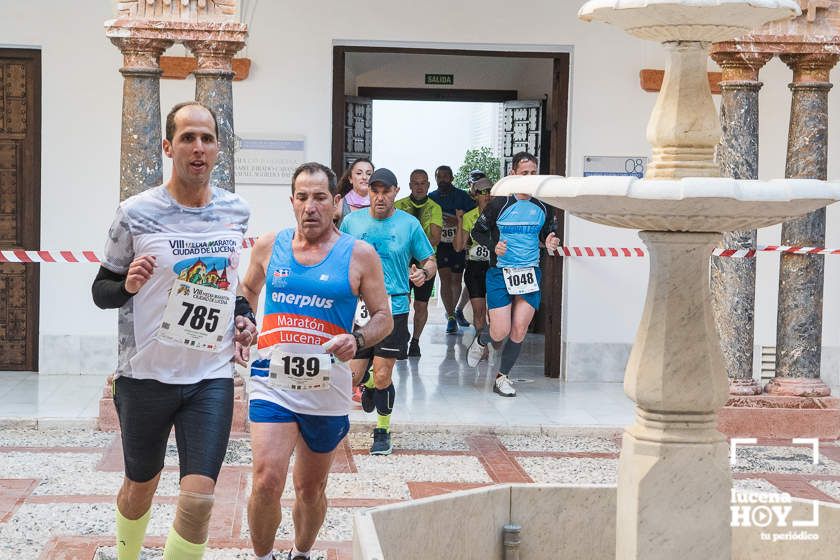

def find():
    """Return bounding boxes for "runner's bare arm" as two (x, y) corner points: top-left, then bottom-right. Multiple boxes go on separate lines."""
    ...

(409, 255), (437, 287)
(240, 232), (276, 317)
(453, 210), (466, 252)
(428, 223), (442, 248)
(353, 241), (393, 348)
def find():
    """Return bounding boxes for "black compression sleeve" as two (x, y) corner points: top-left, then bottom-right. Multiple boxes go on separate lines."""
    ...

(91, 266), (134, 309)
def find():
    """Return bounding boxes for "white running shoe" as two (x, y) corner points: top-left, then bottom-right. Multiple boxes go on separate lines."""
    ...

(467, 336), (488, 367)
(493, 374), (516, 397)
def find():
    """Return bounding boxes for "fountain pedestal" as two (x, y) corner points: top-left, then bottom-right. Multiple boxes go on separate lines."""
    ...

(618, 231), (731, 560)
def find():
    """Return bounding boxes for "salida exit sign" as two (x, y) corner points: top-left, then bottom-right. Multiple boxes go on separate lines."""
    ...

(425, 73), (454, 85)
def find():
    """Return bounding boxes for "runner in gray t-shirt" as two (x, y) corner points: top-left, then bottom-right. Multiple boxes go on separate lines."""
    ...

(91, 101), (255, 560)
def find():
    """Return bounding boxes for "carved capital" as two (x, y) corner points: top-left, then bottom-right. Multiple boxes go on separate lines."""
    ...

(710, 51), (772, 82)
(781, 52), (840, 83)
(109, 36), (174, 70)
(184, 39), (246, 72)
(115, 0), (238, 23)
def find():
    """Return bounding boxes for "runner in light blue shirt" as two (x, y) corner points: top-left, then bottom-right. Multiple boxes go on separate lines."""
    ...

(470, 152), (561, 398)
(339, 167), (436, 455)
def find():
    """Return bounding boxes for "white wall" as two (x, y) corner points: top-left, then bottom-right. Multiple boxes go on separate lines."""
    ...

(1, 0), (838, 381)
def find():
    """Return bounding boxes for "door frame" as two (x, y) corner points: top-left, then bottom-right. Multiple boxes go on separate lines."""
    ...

(331, 44), (571, 378)
(1, 48), (41, 371)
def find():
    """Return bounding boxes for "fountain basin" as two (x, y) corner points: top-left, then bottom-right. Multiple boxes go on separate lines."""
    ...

(492, 175), (839, 232)
(353, 484), (840, 559)
(578, 0), (800, 42)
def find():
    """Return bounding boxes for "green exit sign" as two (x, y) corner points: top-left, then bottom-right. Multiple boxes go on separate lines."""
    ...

(425, 73), (454, 85)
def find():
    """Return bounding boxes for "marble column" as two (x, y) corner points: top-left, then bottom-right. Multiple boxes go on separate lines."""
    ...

(109, 36), (173, 200)
(184, 39), (245, 192)
(770, 52), (838, 398)
(710, 52), (771, 396)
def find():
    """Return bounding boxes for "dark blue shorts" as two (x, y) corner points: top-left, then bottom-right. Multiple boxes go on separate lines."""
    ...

(436, 243), (466, 273)
(113, 376), (233, 483)
(486, 266), (541, 311)
(249, 399), (349, 454)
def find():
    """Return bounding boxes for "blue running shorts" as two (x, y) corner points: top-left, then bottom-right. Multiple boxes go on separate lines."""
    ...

(249, 398), (349, 453)
(485, 266), (541, 311)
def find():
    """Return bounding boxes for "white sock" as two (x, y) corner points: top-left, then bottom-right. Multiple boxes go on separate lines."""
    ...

(291, 547), (311, 559)
(255, 552), (274, 560)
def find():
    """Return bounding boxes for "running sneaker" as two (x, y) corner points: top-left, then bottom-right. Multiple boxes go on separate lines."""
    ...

(455, 308), (470, 327)
(360, 386), (376, 413)
(408, 338), (421, 357)
(493, 374), (516, 397)
(445, 315), (458, 334)
(287, 552), (308, 560)
(466, 336), (488, 367)
(370, 428), (393, 455)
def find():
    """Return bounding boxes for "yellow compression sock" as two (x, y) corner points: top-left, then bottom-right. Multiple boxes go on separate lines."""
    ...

(376, 412), (391, 432)
(116, 507), (151, 560)
(162, 526), (207, 560)
(363, 370), (376, 389)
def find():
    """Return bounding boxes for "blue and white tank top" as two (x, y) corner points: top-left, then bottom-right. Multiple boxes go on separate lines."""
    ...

(250, 229), (357, 415)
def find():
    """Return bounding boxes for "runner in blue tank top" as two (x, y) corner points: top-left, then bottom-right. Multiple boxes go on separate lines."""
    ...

(240, 163), (392, 560)
(471, 152), (561, 398)
(340, 167), (437, 455)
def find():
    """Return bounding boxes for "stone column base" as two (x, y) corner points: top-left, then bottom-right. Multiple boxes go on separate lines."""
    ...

(97, 374), (250, 433)
(718, 395), (840, 439)
(729, 377), (762, 395)
(765, 376), (831, 397)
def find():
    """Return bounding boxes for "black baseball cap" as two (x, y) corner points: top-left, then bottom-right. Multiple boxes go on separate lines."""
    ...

(369, 168), (398, 188)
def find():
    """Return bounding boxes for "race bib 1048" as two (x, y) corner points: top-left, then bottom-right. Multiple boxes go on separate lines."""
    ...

(502, 267), (539, 295)
(268, 348), (332, 391)
(157, 280), (234, 352)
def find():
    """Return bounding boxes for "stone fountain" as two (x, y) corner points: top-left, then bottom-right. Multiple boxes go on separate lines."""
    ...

(352, 1), (840, 559)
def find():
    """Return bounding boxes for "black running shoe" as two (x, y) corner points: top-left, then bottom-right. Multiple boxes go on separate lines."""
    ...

(455, 308), (470, 327)
(360, 386), (376, 413)
(370, 428), (392, 455)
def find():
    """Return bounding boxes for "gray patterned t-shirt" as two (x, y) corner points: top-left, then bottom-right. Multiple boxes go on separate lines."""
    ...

(102, 185), (250, 383)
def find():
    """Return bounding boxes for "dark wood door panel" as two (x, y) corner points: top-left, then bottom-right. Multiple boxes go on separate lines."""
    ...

(0, 49), (40, 371)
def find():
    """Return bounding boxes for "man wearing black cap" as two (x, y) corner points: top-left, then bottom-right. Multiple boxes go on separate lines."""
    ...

(339, 168), (437, 454)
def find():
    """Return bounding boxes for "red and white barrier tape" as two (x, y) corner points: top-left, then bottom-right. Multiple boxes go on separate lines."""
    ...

(2, 240), (839, 264)
(0, 237), (259, 264)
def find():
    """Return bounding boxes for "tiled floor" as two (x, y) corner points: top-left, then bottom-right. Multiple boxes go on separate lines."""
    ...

(1, 427), (838, 560)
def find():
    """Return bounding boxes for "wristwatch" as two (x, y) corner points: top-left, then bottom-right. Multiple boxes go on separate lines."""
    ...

(352, 331), (366, 351)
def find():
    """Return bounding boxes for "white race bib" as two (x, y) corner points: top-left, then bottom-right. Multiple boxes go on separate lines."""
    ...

(502, 267), (539, 295)
(156, 279), (234, 352)
(441, 226), (456, 243)
(468, 244), (490, 261)
(354, 296), (392, 327)
(268, 347), (332, 391)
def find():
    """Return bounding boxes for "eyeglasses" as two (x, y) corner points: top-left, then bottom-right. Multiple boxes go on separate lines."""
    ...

(474, 189), (492, 196)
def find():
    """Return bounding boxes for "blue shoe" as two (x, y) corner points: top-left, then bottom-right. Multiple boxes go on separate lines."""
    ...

(455, 308), (470, 327)
(370, 428), (392, 455)
(446, 316), (458, 334)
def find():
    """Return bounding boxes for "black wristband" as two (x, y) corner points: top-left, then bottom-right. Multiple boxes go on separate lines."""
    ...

(235, 296), (256, 324)
(353, 331), (365, 350)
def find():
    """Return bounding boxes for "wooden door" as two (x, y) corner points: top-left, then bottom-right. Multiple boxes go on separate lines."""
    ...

(342, 96), (372, 171)
(500, 99), (544, 176)
(0, 50), (40, 371)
